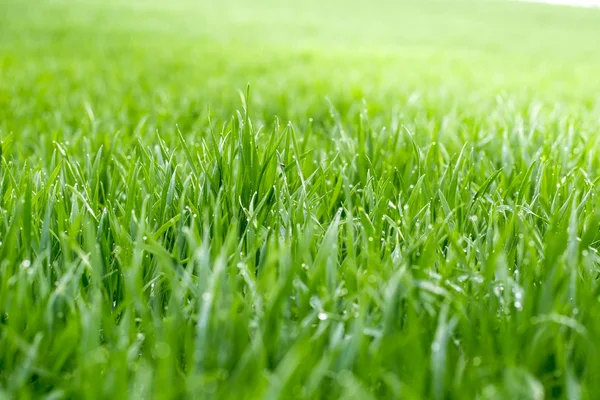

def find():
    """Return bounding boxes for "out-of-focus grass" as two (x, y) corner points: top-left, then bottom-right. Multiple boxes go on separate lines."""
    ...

(1, 0), (600, 398)
(1, 0), (599, 135)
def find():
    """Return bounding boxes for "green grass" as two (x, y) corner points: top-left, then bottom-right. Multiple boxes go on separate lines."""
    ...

(2, 0), (600, 398)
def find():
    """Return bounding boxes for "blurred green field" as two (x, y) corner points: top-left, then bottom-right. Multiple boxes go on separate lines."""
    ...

(2, 0), (600, 398)
(2, 0), (600, 136)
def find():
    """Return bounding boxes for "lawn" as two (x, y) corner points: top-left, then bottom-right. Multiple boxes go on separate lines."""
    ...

(1, 0), (600, 398)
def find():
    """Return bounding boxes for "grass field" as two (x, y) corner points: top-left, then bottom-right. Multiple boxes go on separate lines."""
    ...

(2, 0), (600, 398)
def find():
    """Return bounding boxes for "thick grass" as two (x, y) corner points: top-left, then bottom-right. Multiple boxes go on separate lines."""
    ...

(2, 0), (600, 398)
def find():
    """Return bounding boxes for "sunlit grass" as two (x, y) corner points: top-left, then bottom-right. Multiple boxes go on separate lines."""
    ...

(1, 0), (600, 398)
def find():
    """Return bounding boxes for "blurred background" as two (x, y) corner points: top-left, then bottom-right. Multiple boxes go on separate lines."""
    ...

(1, 0), (600, 137)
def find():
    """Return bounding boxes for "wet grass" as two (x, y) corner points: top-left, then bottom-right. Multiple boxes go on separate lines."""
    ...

(1, 0), (600, 398)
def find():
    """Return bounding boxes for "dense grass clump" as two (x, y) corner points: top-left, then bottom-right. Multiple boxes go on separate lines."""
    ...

(2, 0), (600, 398)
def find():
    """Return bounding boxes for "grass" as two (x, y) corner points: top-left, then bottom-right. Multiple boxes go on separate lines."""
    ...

(1, 0), (600, 398)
